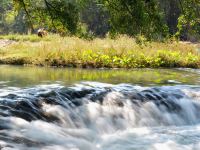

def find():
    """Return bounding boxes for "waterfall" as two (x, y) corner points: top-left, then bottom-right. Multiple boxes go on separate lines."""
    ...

(0, 82), (200, 150)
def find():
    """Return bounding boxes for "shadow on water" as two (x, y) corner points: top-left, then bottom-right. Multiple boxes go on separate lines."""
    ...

(0, 65), (200, 87)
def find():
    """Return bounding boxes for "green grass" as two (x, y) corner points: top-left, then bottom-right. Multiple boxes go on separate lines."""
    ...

(0, 34), (55, 42)
(0, 34), (199, 68)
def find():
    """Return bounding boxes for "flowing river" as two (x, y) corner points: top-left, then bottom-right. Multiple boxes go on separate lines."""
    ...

(0, 65), (200, 150)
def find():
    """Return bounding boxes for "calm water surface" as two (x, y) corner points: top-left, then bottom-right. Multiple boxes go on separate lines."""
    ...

(0, 65), (200, 150)
(0, 65), (200, 86)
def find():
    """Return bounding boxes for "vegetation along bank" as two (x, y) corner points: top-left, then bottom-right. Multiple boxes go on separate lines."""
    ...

(0, 34), (199, 68)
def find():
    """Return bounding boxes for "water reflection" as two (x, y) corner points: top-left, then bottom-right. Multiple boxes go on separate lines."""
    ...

(0, 65), (199, 87)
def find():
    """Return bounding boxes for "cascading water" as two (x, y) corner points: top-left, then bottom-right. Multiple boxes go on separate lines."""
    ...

(0, 82), (200, 150)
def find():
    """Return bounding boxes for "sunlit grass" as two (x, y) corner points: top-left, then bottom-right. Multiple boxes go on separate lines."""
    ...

(0, 34), (57, 42)
(0, 34), (199, 68)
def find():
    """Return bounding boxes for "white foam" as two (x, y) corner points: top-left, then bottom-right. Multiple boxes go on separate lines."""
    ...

(1, 83), (200, 149)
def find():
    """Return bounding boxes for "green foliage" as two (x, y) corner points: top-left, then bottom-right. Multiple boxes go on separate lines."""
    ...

(79, 0), (110, 37)
(101, 0), (168, 40)
(12, 0), (79, 34)
(0, 0), (14, 33)
(0, 34), (199, 68)
(176, 0), (200, 41)
(0, 34), (53, 42)
(76, 23), (95, 40)
(0, 0), (199, 41)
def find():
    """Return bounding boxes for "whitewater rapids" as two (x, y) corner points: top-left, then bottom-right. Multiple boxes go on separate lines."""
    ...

(0, 82), (200, 150)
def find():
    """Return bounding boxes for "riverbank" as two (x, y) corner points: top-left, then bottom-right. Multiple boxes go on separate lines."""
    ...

(0, 34), (199, 68)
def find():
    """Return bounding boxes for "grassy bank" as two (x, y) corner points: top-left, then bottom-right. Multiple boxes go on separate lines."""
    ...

(0, 34), (199, 68)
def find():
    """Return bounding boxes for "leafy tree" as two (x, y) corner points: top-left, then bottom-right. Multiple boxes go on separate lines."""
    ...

(176, 0), (200, 41)
(0, 0), (13, 33)
(101, 0), (168, 40)
(79, 0), (110, 37)
(13, 0), (79, 34)
(159, 0), (181, 35)
(0, 0), (199, 41)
